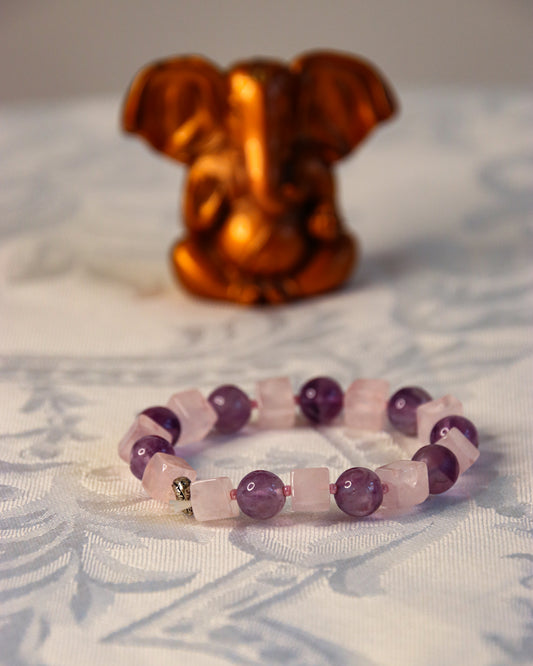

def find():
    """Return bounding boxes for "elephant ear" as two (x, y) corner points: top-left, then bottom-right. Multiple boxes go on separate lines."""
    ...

(122, 56), (227, 164)
(292, 52), (397, 163)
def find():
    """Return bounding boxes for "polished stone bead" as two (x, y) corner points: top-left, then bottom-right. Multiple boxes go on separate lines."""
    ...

(387, 386), (432, 436)
(437, 427), (480, 475)
(191, 477), (240, 521)
(208, 384), (252, 434)
(344, 378), (390, 431)
(118, 414), (173, 462)
(334, 467), (383, 517)
(166, 389), (218, 445)
(142, 452), (197, 503)
(416, 394), (463, 444)
(130, 435), (175, 480)
(256, 377), (295, 429)
(412, 444), (459, 494)
(299, 376), (343, 424)
(430, 415), (478, 448)
(236, 470), (286, 519)
(290, 467), (330, 513)
(376, 460), (429, 511)
(140, 406), (181, 443)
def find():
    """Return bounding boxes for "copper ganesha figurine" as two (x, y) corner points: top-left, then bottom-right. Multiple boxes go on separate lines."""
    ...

(122, 51), (397, 304)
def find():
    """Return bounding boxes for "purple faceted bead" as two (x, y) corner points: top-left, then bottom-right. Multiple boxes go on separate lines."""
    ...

(430, 415), (478, 448)
(208, 384), (252, 434)
(412, 444), (459, 494)
(299, 376), (343, 424)
(387, 386), (432, 436)
(141, 406), (181, 444)
(236, 470), (285, 519)
(130, 435), (175, 480)
(334, 467), (383, 517)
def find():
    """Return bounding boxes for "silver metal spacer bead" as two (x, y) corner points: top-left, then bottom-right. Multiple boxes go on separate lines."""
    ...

(172, 476), (193, 516)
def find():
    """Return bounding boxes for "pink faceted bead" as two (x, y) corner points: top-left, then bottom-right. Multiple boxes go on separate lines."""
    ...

(255, 377), (295, 429)
(344, 379), (390, 431)
(375, 460), (429, 511)
(438, 427), (480, 475)
(190, 477), (240, 522)
(290, 467), (330, 513)
(166, 389), (217, 445)
(118, 414), (173, 462)
(141, 452), (197, 503)
(417, 394), (463, 444)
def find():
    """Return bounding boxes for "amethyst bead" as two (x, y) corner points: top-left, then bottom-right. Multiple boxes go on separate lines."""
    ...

(387, 386), (432, 436)
(430, 415), (479, 448)
(412, 444), (459, 494)
(130, 435), (175, 480)
(208, 384), (252, 434)
(141, 406), (181, 444)
(299, 376), (344, 424)
(236, 470), (285, 519)
(334, 467), (383, 517)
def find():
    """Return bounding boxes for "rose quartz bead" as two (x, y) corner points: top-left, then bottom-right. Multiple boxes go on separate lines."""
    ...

(166, 389), (217, 445)
(118, 414), (173, 462)
(255, 377), (295, 429)
(344, 379), (390, 431)
(190, 477), (240, 522)
(290, 467), (330, 513)
(142, 452), (197, 503)
(416, 394), (463, 445)
(438, 427), (480, 475)
(375, 460), (429, 511)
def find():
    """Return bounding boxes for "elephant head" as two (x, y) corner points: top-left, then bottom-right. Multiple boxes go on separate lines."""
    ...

(122, 51), (397, 304)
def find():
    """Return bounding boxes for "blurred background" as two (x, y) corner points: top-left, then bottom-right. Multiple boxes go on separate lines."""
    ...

(1, 0), (532, 103)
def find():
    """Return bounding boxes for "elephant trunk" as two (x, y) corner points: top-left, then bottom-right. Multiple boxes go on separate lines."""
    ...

(240, 85), (287, 215)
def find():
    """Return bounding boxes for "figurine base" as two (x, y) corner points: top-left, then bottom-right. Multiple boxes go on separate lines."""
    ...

(171, 233), (358, 305)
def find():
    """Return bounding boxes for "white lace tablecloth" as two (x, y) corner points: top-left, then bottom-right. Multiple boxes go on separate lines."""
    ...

(1, 90), (532, 666)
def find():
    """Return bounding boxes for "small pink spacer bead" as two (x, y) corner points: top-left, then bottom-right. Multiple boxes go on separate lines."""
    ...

(329, 483), (338, 495)
(250, 400), (258, 409)
(230, 488), (238, 500)
(381, 483), (389, 494)
(283, 485), (292, 497)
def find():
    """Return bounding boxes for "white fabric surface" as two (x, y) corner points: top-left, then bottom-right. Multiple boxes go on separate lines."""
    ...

(0, 90), (532, 666)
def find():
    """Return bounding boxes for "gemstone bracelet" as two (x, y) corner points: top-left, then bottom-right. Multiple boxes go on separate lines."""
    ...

(118, 377), (480, 522)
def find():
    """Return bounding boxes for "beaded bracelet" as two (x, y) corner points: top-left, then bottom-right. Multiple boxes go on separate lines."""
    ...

(118, 377), (480, 522)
